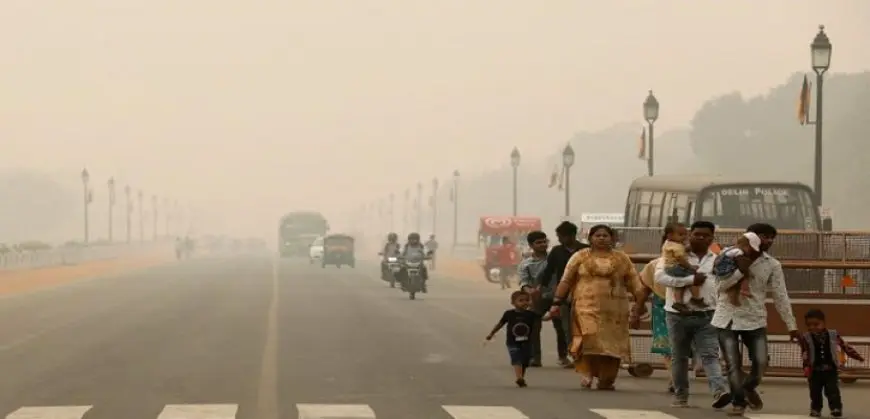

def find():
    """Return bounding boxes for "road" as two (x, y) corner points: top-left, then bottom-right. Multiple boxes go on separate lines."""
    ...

(0, 254), (867, 418)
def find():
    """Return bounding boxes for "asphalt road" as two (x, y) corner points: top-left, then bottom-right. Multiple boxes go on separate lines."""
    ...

(0, 254), (867, 419)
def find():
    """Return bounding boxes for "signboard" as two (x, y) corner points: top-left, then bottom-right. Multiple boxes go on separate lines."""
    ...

(718, 187), (791, 197)
(580, 213), (625, 225)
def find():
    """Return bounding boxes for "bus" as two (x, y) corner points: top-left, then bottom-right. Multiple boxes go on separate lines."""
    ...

(623, 175), (821, 230)
(278, 211), (330, 257)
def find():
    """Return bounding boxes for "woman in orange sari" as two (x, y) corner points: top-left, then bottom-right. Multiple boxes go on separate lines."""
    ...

(548, 224), (644, 390)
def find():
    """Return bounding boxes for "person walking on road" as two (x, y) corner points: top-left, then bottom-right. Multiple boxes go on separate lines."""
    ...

(654, 221), (731, 409)
(537, 221), (588, 368)
(712, 223), (800, 416)
(548, 224), (644, 390)
(424, 234), (438, 271)
(518, 231), (570, 368)
(637, 256), (674, 392)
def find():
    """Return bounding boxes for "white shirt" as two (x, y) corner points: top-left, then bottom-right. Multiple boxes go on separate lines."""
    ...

(710, 253), (798, 332)
(654, 249), (718, 313)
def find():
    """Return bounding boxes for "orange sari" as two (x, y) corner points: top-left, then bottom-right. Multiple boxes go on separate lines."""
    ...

(555, 248), (642, 389)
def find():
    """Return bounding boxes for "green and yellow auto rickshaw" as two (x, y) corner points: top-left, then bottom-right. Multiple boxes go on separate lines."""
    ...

(321, 234), (355, 268)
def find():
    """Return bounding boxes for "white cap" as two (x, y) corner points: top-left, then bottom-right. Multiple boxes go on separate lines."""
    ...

(743, 232), (761, 252)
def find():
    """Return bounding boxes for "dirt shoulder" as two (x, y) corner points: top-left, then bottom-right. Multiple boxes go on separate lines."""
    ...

(0, 254), (171, 297)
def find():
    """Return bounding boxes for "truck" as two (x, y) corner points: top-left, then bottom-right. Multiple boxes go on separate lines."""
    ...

(278, 211), (330, 257)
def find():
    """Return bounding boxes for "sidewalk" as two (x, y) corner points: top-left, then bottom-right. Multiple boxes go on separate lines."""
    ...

(0, 253), (171, 296)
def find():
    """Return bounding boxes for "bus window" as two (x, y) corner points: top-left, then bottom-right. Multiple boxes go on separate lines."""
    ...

(699, 185), (818, 229)
(625, 190), (639, 224)
(636, 190), (654, 226)
(648, 192), (666, 227)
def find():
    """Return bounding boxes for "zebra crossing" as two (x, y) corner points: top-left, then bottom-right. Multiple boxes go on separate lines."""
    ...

(2, 404), (815, 419)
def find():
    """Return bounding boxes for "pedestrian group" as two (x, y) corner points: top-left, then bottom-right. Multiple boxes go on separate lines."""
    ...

(484, 220), (864, 417)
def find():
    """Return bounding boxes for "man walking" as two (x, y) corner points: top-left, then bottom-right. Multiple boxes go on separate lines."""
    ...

(712, 223), (800, 416)
(655, 221), (730, 409)
(536, 221), (588, 368)
(424, 234), (438, 270)
(519, 231), (569, 367)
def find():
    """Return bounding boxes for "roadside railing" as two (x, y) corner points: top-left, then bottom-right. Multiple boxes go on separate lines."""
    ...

(0, 242), (170, 272)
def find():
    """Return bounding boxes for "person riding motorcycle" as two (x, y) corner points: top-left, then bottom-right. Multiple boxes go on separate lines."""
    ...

(380, 232), (401, 279)
(400, 232), (430, 292)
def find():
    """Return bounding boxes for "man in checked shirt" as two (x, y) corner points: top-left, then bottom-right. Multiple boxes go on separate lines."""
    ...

(712, 223), (800, 416)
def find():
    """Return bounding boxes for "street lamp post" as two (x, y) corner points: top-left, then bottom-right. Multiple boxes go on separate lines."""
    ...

(431, 178), (439, 236)
(389, 193), (395, 231)
(416, 182), (423, 233)
(643, 90), (660, 176)
(81, 169), (90, 244)
(452, 170), (460, 251)
(403, 189), (410, 233)
(152, 195), (158, 240)
(107, 177), (116, 242)
(510, 147), (521, 216)
(124, 185), (132, 243)
(137, 190), (144, 243)
(810, 25), (832, 205)
(562, 145), (575, 217)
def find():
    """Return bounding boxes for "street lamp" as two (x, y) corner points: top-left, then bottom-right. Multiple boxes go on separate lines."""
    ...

(152, 195), (158, 240)
(510, 147), (521, 216)
(810, 24), (832, 206)
(416, 182), (423, 233)
(107, 177), (116, 242)
(452, 169), (460, 250)
(137, 189), (144, 243)
(81, 168), (90, 244)
(562, 144), (575, 217)
(124, 185), (132, 243)
(389, 193), (395, 231)
(643, 90), (660, 177)
(431, 178), (439, 236)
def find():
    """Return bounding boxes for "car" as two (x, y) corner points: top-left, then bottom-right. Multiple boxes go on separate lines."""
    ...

(308, 237), (324, 263)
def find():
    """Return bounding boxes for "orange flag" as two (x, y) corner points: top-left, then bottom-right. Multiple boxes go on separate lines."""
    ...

(797, 74), (812, 125)
(638, 127), (647, 160)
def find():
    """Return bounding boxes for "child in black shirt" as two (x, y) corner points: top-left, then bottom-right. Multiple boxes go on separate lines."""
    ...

(485, 290), (548, 387)
(799, 309), (865, 418)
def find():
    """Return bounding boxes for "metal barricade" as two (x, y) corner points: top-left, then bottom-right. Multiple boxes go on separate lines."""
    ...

(626, 255), (870, 383)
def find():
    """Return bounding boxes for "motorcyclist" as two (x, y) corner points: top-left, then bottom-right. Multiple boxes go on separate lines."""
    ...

(424, 234), (439, 271)
(400, 232), (430, 292)
(380, 232), (401, 279)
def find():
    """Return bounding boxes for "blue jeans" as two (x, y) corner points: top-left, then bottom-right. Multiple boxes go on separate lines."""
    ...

(717, 327), (768, 408)
(666, 311), (728, 400)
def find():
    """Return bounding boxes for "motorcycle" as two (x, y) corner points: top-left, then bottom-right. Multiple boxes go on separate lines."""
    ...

(403, 258), (425, 300)
(386, 256), (401, 288)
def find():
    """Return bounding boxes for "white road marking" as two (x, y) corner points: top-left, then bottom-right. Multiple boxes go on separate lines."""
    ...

(256, 257), (281, 419)
(296, 404), (376, 418)
(6, 406), (92, 419)
(442, 405), (530, 419)
(157, 404), (238, 418)
(746, 415), (812, 419)
(591, 409), (680, 419)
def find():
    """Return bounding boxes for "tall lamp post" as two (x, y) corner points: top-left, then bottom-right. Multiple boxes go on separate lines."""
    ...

(416, 182), (423, 232)
(81, 168), (90, 244)
(403, 188), (410, 233)
(562, 144), (575, 217)
(510, 147), (521, 215)
(810, 25), (832, 205)
(107, 177), (116, 242)
(152, 195), (158, 240)
(431, 178), (439, 236)
(137, 190), (144, 243)
(452, 170), (460, 251)
(389, 193), (395, 231)
(643, 90), (660, 176)
(124, 185), (132, 243)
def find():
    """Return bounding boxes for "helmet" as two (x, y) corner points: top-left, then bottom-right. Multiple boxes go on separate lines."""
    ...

(387, 232), (398, 241)
(408, 232), (420, 241)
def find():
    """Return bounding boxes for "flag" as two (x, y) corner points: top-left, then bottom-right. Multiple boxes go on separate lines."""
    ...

(797, 74), (812, 125)
(547, 165), (559, 188)
(638, 127), (647, 160)
(557, 166), (565, 191)
(449, 186), (454, 203)
(87, 189), (93, 204)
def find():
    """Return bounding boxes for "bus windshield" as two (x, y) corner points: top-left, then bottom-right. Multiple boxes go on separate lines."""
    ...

(698, 185), (818, 230)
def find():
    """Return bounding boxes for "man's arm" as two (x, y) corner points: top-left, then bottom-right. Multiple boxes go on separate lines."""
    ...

(654, 258), (695, 287)
(767, 262), (798, 332)
(517, 259), (533, 288)
(716, 269), (745, 292)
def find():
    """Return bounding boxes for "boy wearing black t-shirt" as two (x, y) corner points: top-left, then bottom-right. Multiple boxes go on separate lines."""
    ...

(485, 290), (546, 387)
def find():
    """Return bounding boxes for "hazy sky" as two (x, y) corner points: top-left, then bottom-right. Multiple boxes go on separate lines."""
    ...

(3, 1), (869, 234)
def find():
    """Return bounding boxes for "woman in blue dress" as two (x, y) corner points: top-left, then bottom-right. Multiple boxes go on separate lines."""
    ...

(639, 258), (673, 393)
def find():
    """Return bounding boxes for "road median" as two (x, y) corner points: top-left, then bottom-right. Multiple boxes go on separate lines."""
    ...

(0, 252), (171, 296)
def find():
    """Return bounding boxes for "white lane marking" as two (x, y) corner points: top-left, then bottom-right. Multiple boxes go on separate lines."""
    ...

(296, 404), (376, 418)
(442, 405), (530, 419)
(746, 415), (812, 419)
(157, 404), (238, 418)
(591, 409), (679, 419)
(6, 406), (92, 419)
(256, 257), (281, 419)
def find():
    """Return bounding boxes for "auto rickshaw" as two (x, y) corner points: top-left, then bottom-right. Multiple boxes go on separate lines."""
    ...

(321, 234), (355, 268)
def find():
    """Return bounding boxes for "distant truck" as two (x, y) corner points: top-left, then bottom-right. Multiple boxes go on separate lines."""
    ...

(278, 211), (330, 257)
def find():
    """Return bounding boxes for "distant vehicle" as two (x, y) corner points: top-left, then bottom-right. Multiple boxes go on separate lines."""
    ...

(624, 175), (821, 230)
(308, 236), (325, 263)
(279, 211), (330, 257)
